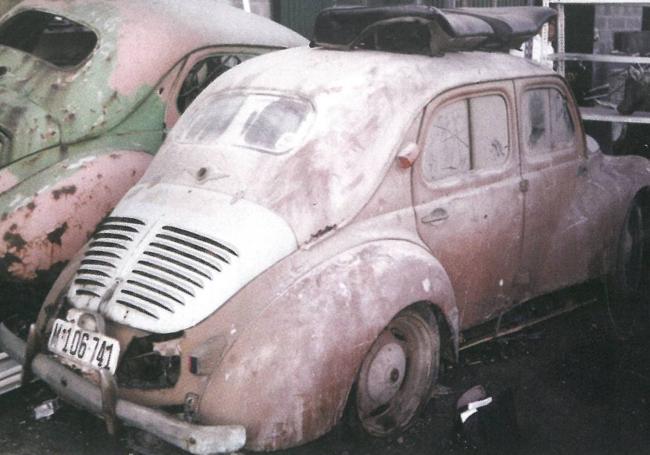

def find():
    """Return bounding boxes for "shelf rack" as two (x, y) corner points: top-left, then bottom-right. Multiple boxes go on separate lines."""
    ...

(543, 0), (650, 124)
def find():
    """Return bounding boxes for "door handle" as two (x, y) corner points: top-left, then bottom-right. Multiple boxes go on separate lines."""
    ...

(422, 208), (449, 224)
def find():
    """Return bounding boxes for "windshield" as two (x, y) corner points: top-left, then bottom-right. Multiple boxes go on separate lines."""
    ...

(175, 93), (314, 155)
(0, 10), (97, 68)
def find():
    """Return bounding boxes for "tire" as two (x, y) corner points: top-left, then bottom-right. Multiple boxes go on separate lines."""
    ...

(607, 198), (650, 335)
(352, 307), (439, 437)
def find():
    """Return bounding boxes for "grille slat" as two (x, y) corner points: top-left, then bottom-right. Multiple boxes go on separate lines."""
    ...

(126, 279), (185, 306)
(88, 241), (127, 250)
(93, 232), (133, 242)
(74, 278), (106, 288)
(95, 224), (140, 233)
(70, 221), (241, 326)
(132, 270), (194, 296)
(77, 268), (111, 278)
(142, 251), (212, 279)
(81, 259), (116, 269)
(120, 289), (173, 313)
(162, 226), (238, 257)
(137, 260), (203, 288)
(116, 300), (159, 319)
(149, 241), (221, 272)
(156, 234), (230, 264)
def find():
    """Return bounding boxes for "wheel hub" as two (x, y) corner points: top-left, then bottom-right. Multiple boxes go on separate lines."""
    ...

(366, 341), (406, 405)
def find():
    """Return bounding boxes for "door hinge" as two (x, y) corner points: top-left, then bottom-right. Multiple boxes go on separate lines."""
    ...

(519, 179), (529, 193)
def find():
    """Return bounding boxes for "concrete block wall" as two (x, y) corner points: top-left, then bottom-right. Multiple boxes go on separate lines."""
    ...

(594, 4), (648, 54)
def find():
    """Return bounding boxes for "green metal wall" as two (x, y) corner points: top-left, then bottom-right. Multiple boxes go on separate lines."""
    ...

(273, 0), (536, 39)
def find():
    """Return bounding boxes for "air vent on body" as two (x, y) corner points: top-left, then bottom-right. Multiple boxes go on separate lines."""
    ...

(113, 225), (238, 321)
(73, 217), (144, 298)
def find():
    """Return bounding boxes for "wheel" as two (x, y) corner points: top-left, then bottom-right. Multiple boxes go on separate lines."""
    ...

(353, 307), (439, 437)
(613, 200), (648, 299)
(608, 198), (650, 335)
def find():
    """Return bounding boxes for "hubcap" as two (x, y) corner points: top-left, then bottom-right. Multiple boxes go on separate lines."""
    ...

(365, 341), (406, 405)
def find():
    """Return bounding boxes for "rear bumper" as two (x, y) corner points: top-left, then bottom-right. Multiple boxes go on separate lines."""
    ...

(0, 323), (245, 455)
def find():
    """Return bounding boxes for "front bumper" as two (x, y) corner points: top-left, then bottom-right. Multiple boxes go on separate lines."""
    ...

(0, 323), (245, 455)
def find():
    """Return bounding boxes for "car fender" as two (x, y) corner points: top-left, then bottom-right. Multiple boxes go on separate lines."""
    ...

(0, 149), (152, 281)
(198, 239), (457, 451)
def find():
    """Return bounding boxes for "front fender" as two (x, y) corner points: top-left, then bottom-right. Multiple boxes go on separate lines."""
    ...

(198, 240), (457, 451)
(0, 149), (152, 281)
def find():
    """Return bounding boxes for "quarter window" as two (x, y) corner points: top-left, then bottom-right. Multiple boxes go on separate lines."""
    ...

(523, 87), (575, 156)
(177, 54), (253, 113)
(422, 94), (509, 182)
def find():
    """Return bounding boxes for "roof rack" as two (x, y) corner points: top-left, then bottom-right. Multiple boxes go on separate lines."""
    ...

(312, 6), (557, 56)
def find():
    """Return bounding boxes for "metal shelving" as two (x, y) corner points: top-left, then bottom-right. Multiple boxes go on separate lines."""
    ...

(543, 0), (650, 124)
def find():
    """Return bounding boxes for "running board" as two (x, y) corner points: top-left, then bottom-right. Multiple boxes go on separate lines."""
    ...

(0, 351), (21, 395)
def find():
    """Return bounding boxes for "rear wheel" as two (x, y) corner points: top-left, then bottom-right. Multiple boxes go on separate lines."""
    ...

(354, 307), (439, 437)
(608, 198), (650, 335)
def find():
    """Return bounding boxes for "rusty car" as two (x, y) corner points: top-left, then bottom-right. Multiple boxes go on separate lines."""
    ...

(1, 5), (649, 454)
(0, 0), (305, 287)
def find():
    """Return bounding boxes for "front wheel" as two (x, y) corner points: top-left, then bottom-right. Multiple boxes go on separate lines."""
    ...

(354, 307), (439, 437)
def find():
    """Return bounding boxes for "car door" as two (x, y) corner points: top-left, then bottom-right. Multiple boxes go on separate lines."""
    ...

(412, 81), (524, 329)
(515, 77), (587, 299)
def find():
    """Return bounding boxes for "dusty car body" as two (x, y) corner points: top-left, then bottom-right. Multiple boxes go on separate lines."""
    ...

(0, 0), (306, 283)
(2, 5), (650, 454)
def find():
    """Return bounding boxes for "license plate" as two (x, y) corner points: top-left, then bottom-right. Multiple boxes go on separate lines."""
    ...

(48, 319), (120, 374)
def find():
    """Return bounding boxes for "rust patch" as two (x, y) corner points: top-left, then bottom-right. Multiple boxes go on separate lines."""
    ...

(3, 231), (27, 250)
(51, 185), (77, 200)
(26, 201), (36, 211)
(47, 222), (68, 246)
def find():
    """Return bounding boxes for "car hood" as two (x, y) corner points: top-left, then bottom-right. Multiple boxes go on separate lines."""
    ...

(66, 182), (298, 334)
(0, 85), (60, 164)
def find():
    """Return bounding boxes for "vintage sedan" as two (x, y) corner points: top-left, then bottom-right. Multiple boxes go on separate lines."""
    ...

(0, 0), (305, 286)
(1, 5), (649, 454)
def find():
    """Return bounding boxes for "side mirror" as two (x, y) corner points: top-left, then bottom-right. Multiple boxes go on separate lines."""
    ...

(397, 142), (421, 169)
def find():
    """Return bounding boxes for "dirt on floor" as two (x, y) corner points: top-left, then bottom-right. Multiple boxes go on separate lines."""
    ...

(0, 284), (649, 455)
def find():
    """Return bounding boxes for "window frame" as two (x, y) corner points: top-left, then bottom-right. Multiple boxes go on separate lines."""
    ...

(516, 76), (585, 172)
(416, 81), (517, 190)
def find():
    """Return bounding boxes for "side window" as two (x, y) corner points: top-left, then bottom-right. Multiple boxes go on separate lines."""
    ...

(470, 95), (509, 169)
(523, 87), (576, 157)
(176, 54), (252, 113)
(422, 99), (470, 181)
(422, 94), (509, 182)
(549, 89), (576, 149)
(523, 89), (551, 155)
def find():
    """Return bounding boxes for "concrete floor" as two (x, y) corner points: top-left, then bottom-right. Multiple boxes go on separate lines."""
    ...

(1, 291), (649, 455)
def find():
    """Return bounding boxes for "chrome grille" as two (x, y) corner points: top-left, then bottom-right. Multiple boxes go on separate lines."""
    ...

(73, 217), (144, 297)
(113, 225), (238, 321)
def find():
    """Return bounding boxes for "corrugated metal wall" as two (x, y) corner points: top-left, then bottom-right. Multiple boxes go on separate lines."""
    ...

(273, 0), (536, 39)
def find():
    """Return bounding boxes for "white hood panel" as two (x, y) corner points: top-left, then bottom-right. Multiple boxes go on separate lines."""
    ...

(67, 183), (297, 333)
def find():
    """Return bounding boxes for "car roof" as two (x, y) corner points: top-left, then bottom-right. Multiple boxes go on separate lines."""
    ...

(11, 0), (307, 95)
(206, 46), (554, 108)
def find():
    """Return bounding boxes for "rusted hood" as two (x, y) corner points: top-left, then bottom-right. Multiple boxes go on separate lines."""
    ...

(0, 84), (60, 165)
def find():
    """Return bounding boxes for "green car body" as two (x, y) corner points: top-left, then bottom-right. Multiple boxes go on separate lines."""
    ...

(0, 0), (306, 284)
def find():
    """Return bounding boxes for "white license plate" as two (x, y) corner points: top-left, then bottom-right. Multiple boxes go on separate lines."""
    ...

(48, 319), (120, 374)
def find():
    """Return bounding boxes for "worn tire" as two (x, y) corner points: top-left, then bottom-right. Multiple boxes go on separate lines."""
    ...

(350, 306), (440, 437)
(607, 197), (650, 335)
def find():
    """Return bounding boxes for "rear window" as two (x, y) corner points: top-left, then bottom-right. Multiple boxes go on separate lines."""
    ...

(175, 93), (314, 155)
(0, 10), (97, 68)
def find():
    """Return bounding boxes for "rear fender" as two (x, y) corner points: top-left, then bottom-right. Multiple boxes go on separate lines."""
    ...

(198, 240), (457, 451)
(0, 150), (152, 281)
